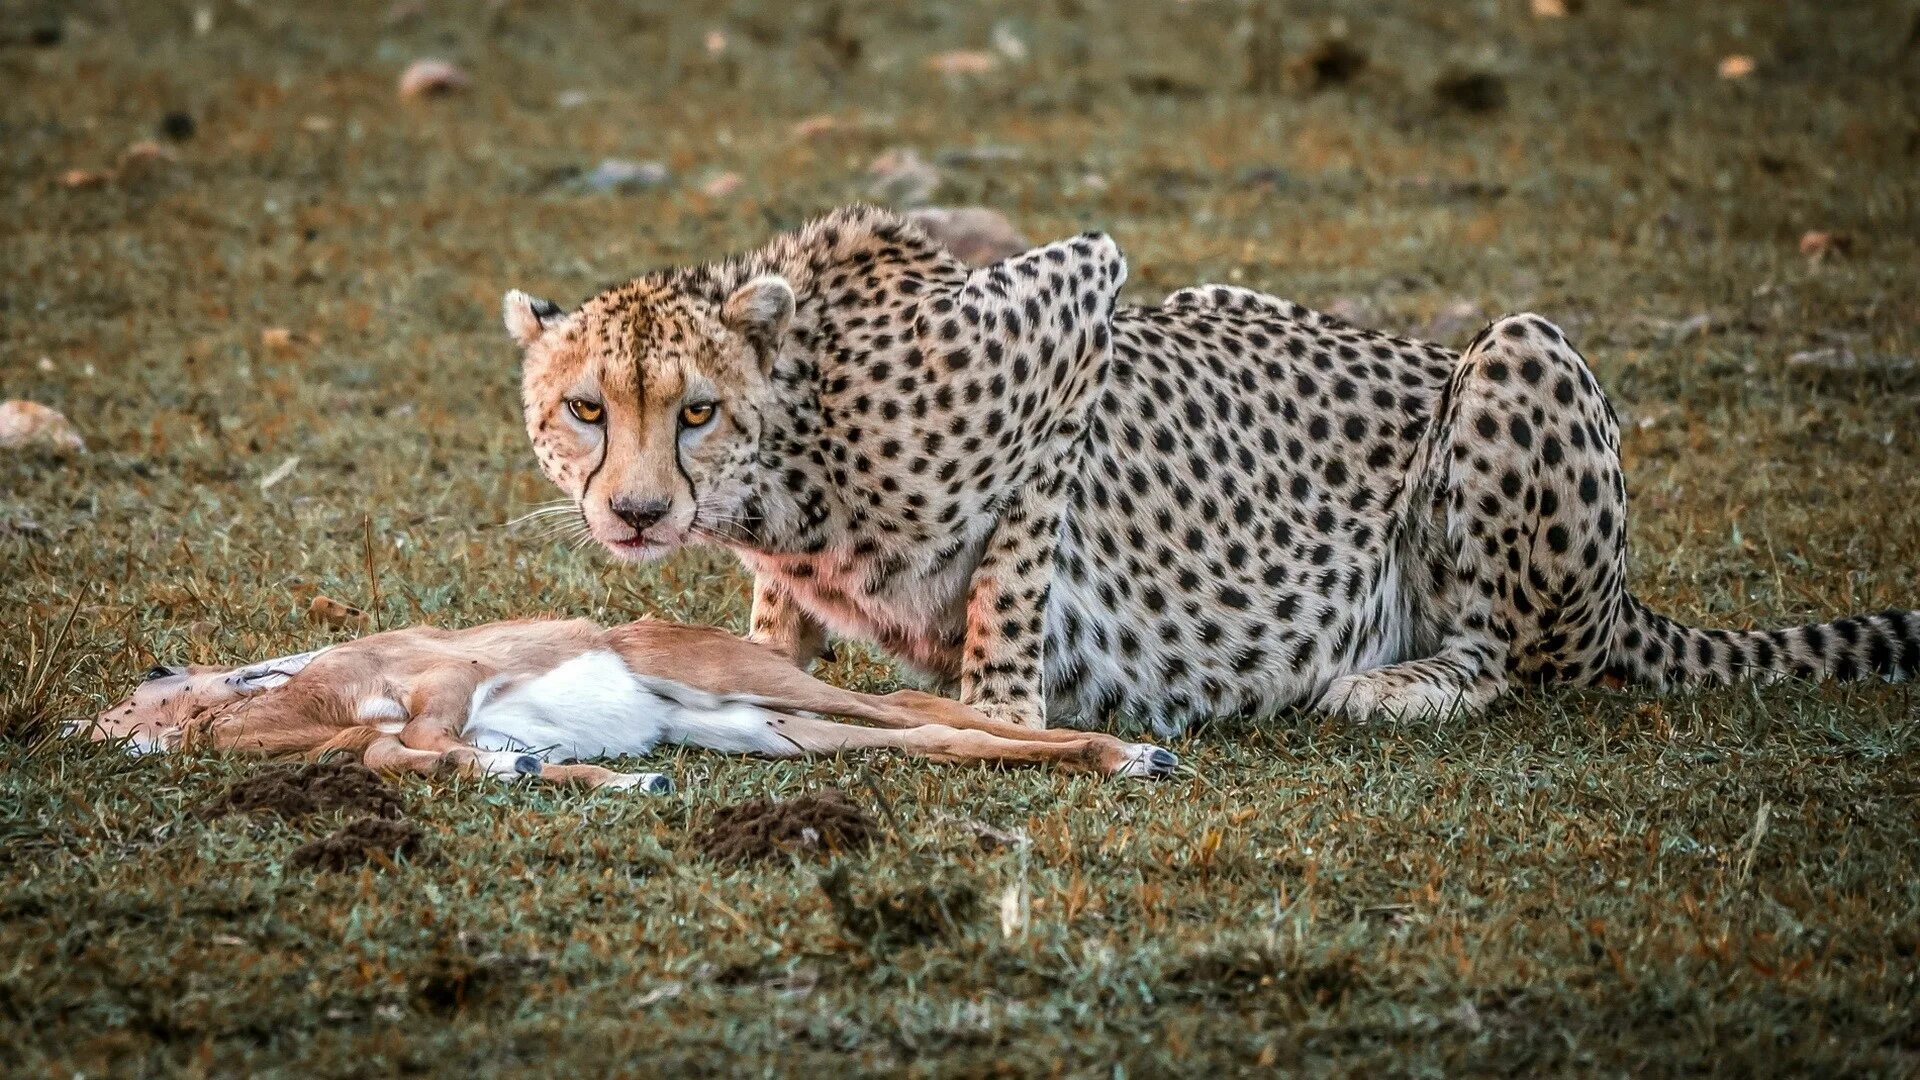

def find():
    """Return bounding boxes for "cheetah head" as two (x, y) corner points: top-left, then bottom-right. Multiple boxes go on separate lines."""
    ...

(505, 275), (794, 561)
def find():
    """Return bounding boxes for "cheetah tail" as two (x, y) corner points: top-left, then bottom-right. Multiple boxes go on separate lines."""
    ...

(1608, 595), (1920, 688)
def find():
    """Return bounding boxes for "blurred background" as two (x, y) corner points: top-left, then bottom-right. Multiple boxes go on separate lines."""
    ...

(5, 0), (1915, 651)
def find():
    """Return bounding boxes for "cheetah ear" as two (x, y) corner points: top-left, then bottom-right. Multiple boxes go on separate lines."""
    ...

(503, 290), (565, 348)
(722, 275), (795, 362)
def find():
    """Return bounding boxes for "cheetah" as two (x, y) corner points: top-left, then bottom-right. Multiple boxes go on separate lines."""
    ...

(505, 205), (1918, 734)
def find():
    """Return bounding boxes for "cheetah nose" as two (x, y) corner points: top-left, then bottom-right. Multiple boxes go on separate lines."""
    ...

(609, 495), (671, 532)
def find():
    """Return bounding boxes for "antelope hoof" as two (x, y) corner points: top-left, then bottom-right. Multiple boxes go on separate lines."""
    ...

(1119, 744), (1178, 780)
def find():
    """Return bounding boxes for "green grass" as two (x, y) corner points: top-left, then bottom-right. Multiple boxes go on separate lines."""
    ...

(4, 0), (1919, 1074)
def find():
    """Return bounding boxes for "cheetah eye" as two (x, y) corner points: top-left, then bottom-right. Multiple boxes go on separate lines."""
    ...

(679, 402), (717, 428)
(566, 398), (605, 425)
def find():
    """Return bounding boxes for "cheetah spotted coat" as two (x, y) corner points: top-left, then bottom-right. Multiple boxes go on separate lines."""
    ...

(538, 207), (1919, 733)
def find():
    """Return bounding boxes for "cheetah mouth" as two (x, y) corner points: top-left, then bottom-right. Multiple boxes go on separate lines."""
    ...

(602, 525), (690, 562)
(606, 535), (676, 561)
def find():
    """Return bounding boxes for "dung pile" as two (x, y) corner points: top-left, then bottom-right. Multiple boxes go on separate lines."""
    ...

(290, 817), (424, 872)
(693, 789), (879, 865)
(197, 761), (405, 821)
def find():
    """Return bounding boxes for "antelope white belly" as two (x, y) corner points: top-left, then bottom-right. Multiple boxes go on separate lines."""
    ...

(463, 650), (668, 761)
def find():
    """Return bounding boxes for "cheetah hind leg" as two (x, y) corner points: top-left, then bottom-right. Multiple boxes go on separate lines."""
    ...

(1319, 314), (1627, 722)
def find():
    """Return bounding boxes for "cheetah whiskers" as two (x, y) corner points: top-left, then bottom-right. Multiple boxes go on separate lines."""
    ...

(500, 500), (582, 529)
(691, 496), (760, 545)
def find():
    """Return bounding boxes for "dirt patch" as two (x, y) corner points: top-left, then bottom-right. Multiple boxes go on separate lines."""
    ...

(1434, 69), (1508, 113)
(413, 943), (550, 1012)
(693, 789), (879, 866)
(289, 817), (424, 872)
(1163, 939), (1370, 1005)
(198, 761), (405, 822)
(1292, 38), (1369, 91)
(817, 866), (979, 948)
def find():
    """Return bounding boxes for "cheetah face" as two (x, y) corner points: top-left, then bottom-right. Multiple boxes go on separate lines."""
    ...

(506, 276), (793, 562)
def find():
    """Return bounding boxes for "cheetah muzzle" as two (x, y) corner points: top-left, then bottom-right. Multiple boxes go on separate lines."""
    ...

(507, 206), (1919, 735)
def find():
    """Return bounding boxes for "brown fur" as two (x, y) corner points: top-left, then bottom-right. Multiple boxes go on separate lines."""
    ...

(84, 618), (1175, 787)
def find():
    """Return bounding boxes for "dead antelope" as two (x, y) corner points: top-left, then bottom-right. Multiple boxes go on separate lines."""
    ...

(80, 618), (1177, 790)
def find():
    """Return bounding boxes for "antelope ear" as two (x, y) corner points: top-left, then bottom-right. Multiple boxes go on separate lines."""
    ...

(225, 648), (329, 693)
(722, 275), (795, 353)
(503, 289), (565, 347)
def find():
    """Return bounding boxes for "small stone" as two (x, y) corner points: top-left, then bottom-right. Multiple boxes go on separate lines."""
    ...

(398, 59), (470, 100)
(260, 327), (298, 352)
(555, 89), (590, 109)
(935, 145), (1025, 167)
(700, 171), (743, 198)
(1435, 70), (1507, 113)
(1416, 300), (1487, 344)
(866, 148), (942, 206)
(1718, 55), (1755, 80)
(1786, 348), (1917, 379)
(1668, 313), (1715, 342)
(308, 595), (369, 628)
(991, 23), (1027, 63)
(1324, 297), (1381, 329)
(385, 0), (424, 26)
(1530, 0), (1573, 16)
(570, 158), (670, 194)
(907, 206), (1030, 267)
(0, 400), (86, 454)
(704, 29), (728, 56)
(925, 50), (998, 77)
(159, 111), (196, 140)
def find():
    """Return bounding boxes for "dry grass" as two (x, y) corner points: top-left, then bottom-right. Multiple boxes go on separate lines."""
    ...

(3, 0), (1919, 1074)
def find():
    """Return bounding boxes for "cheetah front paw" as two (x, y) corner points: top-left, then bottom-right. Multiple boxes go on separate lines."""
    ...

(1315, 672), (1469, 723)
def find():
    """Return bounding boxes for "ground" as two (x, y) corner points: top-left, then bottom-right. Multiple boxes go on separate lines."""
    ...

(4, 0), (1919, 1075)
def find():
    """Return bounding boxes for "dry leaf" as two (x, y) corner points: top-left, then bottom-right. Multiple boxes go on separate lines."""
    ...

(925, 50), (998, 77)
(0, 400), (86, 454)
(998, 879), (1030, 938)
(1797, 230), (1852, 260)
(1718, 55), (1755, 80)
(398, 59), (470, 100)
(791, 114), (840, 139)
(308, 595), (369, 628)
(260, 327), (297, 352)
(118, 139), (177, 168)
(259, 456), (301, 492)
(59, 168), (112, 189)
(1531, 0), (1569, 17)
(700, 171), (743, 198)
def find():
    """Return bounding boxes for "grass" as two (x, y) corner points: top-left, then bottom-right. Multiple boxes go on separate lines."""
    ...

(4, 0), (1919, 1074)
